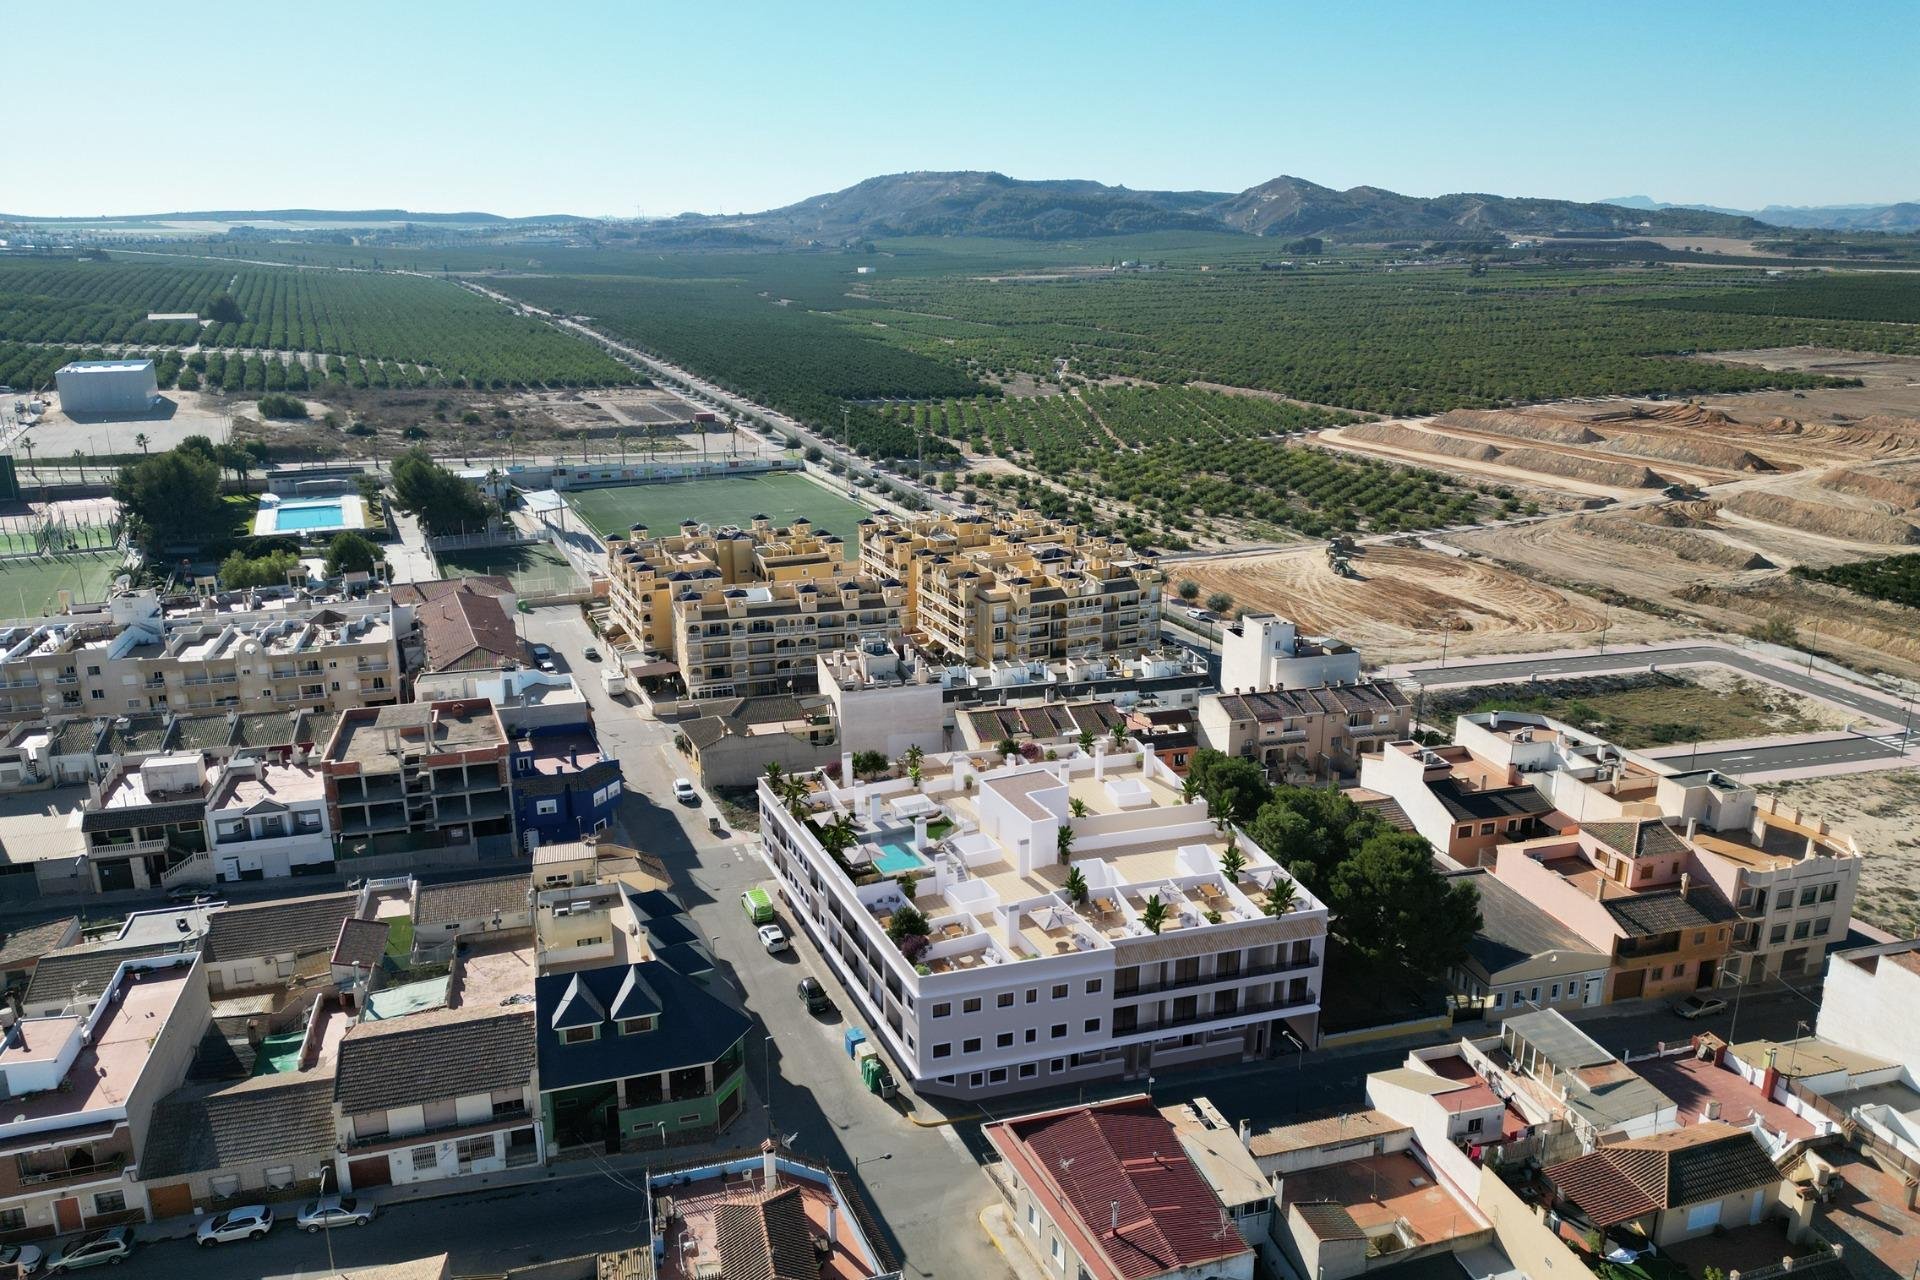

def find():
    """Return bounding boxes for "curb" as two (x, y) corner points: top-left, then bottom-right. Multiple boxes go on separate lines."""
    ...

(908, 1110), (983, 1128)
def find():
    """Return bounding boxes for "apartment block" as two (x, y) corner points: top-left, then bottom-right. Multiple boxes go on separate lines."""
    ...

(859, 510), (1162, 664)
(201, 757), (333, 883)
(319, 699), (512, 858)
(758, 745), (1327, 1100)
(1200, 681), (1412, 783)
(603, 517), (904, 699)
(1218, 614), (1362, 693)
(0, 592), (397, 724)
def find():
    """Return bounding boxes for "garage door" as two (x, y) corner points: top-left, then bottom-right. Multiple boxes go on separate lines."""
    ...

(147, 1183), (194, 1221)
(347, 1155), (392, 1189)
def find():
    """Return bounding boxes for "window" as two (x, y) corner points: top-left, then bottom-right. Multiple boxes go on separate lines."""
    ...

(678, 1113), (702, 1126)
(1457, 825), (1472, 838)
(1693, 931), (1706, 945)
(1672, 962), (1686, 977)
(561, 1025), (598, 1045)
(1800, 886), (1818, 907)
(1027, 1203), (1037, 1230)
(1813, 918), (1831, 936)
(1549, 984), (1561, 1000)
(93, 1191), (126, 1215)
(1084, 1018), (1100, 1033)
(619, 1017), (656, 1036)
(0, 1209), (21, 1233)
(1085, 979), (1102, 995)
(265, 1165), (294, 1190)
(969, 1072), (984, 1088)
(932, 1002), (951, 1018)
(1050, 1235), (1062, 1262)
(536, 799), (559, 816)
(410, 1146), (438, 1173)
(210, 1175), (240, 1198)
(997, 992), (1014, 1009)
(1479, 822), (1495, 836)
(1466, 1117), (1484, 1134)
(963, 1037), (981, 1054)
(1050, 1058), (1066, 1074)
(86, 665), (100, 677)
(1020, 1063), (1038, 1080)
(90, 689), (104, 700)
(932, 1043), (951, 1060)
(455, 1136), (495, 1166)
(962, 997), (981, 1014)
(1024, 1028), (1037, 1043)
(988, 1068), (1007, 1084)
(997, 1032), (1014, 1049)
(1025, 988), (1038, 1004)
(1819, 883), (1838, 903)
(1493, 991), (1505, 1009)
(1794, 920), (1812, 940)
(1051, 1023), (1067, 1039)
(1771, 924), (1789, 944)
(1650, 967), (1664, 981)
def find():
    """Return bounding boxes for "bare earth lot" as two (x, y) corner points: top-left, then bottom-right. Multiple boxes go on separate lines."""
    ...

(1763, 769), (1920, 936)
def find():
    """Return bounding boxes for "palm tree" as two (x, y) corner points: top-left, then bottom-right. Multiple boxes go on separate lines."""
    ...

(17, 437), (33, 475)
(1055, 825), (1075, 864)
(1180, 775), (1201, 805)
(1068, 797), (1089, 819)
(1220, 839), (1246, 883)
(779, 776), (812, 821)
(1141, 893), (1168, 936)
(1109, 723), (1131, 750)
(1063, 866), (1089, 906)
(1264, 876), (1298, 918)
(820, 812), (858, 860)
(764, 761), (785, 788)
(1077, 727), (1096, 754)
(134, 433), (150, 455)
(902, 744), (924, 773)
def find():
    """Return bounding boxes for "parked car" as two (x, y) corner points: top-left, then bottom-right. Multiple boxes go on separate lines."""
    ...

(582, 646), (602, 662)
(195, 1204), (273, 1246)
(45, 1228), (134, 1272)
(1184, 607), (1210, 621)
(672, 778), (699, 804)
(0, 1242), (44, 1274)
(296, 1195), (375, 1232)
(797, 976), (830, 1014)
(758, 923), (791, 954)
(1671, 994), (1727, 1020)
(165, 884), (212, 904)
(530, 643), (552, 662)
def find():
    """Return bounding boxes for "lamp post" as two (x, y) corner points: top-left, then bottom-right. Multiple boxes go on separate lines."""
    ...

(763, 1034), (777, 1137)
(855, 1152), (893, 1168)
(313, 1164), (338, 1277)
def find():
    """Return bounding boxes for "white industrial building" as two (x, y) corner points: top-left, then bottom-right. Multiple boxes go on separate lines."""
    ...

(55, 358), (160, 416)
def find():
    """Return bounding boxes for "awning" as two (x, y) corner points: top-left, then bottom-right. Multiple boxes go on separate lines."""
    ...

(626, 660), (679, 679)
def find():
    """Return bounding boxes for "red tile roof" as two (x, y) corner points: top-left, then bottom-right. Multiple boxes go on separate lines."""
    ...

(1544, 1121), (1781, 1229)
(418, 588), (518, 673)
(985, 1095), (1251, 1280)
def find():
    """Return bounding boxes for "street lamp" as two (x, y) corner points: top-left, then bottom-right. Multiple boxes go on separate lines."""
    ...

(855, 1153), (893, 1167)
(313, 1165), (338, 1276)
(763, 1034), (777, 1137)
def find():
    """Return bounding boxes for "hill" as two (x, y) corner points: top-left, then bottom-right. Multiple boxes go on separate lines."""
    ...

(1605, 195), (1920, 232)
(0, 208), (582, 226)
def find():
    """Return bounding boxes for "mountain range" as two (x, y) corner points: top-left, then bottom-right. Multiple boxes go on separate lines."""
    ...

(1605, 195), (1920, 232)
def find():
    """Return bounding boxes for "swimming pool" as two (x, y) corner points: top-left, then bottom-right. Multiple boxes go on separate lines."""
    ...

(873, 841), (928, 875)
(274, 501), (346, 530)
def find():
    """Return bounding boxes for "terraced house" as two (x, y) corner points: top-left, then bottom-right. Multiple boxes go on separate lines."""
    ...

(603, 517), (905, 698)
(859, 511), (1162, 665)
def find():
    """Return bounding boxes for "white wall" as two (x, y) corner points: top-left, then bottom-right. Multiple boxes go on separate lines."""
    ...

(1818, 946), (1920, 1070)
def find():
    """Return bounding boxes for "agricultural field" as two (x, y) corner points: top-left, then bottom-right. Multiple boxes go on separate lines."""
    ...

(913, 385), (1482, 545)
(0, 258), (633, 388)
(564, 472), (875, 555)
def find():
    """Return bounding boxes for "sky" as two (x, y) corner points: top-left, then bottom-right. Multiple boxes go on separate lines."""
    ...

(5, 0), (1915, 219)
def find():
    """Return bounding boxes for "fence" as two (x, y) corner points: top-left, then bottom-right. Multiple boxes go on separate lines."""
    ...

(426, 527), (545, 555)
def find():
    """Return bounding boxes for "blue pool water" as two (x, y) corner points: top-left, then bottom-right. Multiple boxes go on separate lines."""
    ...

(873, 842), (927, 875)
(274, 501), (346, 530)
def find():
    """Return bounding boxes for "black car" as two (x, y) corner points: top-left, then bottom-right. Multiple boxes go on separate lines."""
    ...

(797, 977), (831, 1014)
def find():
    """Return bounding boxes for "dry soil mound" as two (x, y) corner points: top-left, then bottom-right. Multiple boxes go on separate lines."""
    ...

(1596, 431), (1771, 472)
(1723, 491), (1920, 544)
(1821, 468), (1920, 511)
(1494, 448), (1663, 488)
(1341, 422), (1500, 461)
(1567, 514), (1772, 569)
(1437, 410), (1601, 446)
(1632, 502), (1720, 529)
(1639, 403), (1740, 429)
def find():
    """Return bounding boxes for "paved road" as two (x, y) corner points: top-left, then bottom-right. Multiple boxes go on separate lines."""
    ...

(1401, 642), (1917, 776)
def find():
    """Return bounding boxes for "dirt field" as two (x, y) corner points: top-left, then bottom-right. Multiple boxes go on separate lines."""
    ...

(1173, 544), (1687, 665)
(1763, 768), (1920, 935)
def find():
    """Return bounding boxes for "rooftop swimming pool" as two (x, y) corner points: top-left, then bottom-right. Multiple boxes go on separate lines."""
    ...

(873, 841), (928, 875)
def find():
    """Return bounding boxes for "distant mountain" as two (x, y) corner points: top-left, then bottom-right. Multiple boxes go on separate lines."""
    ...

(1603, 196), (1920, 232)
(1213, 175), (1766, 239)
(0, 208), (583, 226)
(655, 171), (1766, 244)
(697, 171), (1230, 241)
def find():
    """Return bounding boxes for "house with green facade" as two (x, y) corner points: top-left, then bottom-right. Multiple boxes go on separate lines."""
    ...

(535, 959), (750, 1151)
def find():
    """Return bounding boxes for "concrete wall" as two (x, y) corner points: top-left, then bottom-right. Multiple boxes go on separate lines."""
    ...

(1475, 1165), (1585, 1280)
(1650, 1185), (1772, 1246)
(1817, 946), (1920, 1069)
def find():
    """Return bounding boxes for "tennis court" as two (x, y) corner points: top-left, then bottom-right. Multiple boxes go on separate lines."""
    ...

(565, 472), (875, 559)
(0, 551), (126, 618)
(435, 542), (583, 596)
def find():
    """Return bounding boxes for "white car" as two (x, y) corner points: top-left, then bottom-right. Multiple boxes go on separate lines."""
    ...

(196, 1204), (273, 1246)
(296, 1194), (375, 1232)
(758, 923), (790, 953)
(672, 778), (699, 804)
(0, 1242), (44, 1274)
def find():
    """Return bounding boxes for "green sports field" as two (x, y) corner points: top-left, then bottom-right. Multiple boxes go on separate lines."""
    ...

(435, 542), (583, 596)
(0, 551), (126, 618)
(564, 472), (875, 559)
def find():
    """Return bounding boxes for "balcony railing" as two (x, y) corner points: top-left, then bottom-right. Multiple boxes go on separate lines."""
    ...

(1115, 953), (1320, 1000)
(346, 1105), (529, 1151)
(1117, 992), (1316, 1038)
(18, 1154), (127, 1187)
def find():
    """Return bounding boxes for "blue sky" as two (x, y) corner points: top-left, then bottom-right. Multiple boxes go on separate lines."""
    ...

(6, 0), (1914, 218)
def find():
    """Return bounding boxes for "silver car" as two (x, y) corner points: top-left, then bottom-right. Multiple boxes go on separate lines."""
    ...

(45, 1228), (134, 1272)
(295, 1195), (375, 1232)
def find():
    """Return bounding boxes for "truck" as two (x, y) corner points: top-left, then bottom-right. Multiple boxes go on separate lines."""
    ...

(853, 1040), (897, 1098)
(601, 667), (627, 699)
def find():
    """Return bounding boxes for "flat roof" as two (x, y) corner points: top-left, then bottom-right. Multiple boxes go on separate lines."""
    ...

(1731, 1036), (1894, 1080)
(209, 762), (326, 810)
(1281, 1151), (1481, 1249)
(1, 961), (194, 1124)
(59, 359), (153, 373)
(327, 702), (504, 767)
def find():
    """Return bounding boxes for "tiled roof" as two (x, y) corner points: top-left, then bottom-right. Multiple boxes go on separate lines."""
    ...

(80, 798), (207, 832)
(417, 588), (517, 673)
(1294, 1201), (1366, 1241)
(203, 892), (358, 963)
(714, 1185), (819, 1280)
(233, 711), (299, 748)
(1430, 778), (1552, 823)
(413, 874), (528, 927)
(1213, 679), (1408, 723)
(1248, 1110), (1410, 1158)
(23, 940), (183, 1009)
(49, 720), (100, 756)
(1603, 886), (1735, 938)
(986, 1097), (1251, 1280)
(964, 701), (1123, 743)
(141, 1073), (336, 1178)
(332, 918), (390, 969)
(335, 1007), (535, 1116)
(297, 708), (341, 747)
(1349, 793), (1416, 833)
(0, 916), (79, 971)
(101, 714), (174, 755)
(173, 714), (236, 752)
(392, 577), (512, 605)
(1544, 1122), (1781, 1228)
(1585, 819), (1688, 862)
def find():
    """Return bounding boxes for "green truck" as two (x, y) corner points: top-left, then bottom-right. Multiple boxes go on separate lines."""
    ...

(740, 887), (775, 925)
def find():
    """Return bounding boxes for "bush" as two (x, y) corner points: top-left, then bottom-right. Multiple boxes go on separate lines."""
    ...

(256, 393), (308, 420)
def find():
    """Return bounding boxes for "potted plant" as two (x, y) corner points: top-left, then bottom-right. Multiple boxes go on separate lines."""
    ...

(1220, 839), (1246, 883)
(1264, 876), (1298, 917)
(1063, 866), (1089, 906)
(1141, 894), (1168, 936)
(1056, 825), (1075, 864)
(1069, 797), (1089, 818)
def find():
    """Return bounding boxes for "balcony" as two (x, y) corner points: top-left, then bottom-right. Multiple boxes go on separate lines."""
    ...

(1115, 953), (1320, 1000)
(18, 1153), (127, 1188)
(1118, 992), (1316, 1038)
(346, 1105), (529, 1152)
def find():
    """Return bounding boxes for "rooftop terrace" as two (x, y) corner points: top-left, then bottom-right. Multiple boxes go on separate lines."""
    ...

(0, 960), (194, 1125)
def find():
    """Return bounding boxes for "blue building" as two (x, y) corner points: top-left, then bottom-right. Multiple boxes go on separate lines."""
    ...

(509, 724), (623, 845)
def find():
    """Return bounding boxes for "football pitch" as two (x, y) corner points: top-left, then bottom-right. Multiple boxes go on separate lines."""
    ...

(0, 551), (126, 618)
(564, 472), (875, 558)
(435, 542), (583, 595)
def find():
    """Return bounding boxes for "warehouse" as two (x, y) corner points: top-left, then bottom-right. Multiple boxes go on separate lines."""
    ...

(55, 358), (160, 416)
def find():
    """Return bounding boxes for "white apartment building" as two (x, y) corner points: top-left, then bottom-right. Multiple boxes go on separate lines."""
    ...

(201, 757), (334, 883)
(1218, 614), (1362, 693)
(757, 746), (1328, 1099)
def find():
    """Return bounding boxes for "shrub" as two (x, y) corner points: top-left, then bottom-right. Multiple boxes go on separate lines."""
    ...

(256, 393), (308, 420)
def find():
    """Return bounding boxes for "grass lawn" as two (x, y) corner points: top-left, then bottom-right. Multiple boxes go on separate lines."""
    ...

(436, 542), (582, 595)
(1427, 671), (1840, 750)
(0, 551), (126, 617)
(383, 916), (415, 959)
(565, 472), (877, 558)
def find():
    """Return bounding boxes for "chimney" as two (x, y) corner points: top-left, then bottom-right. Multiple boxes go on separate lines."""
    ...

(1238, 1119), (1251, 1146)
(826, 1201), (837, 1246)
(1111, 1200), (1120, 1232)
(762, 1138), (778, 1190)
(1686, 817), (1698, 840)
(1680, 872), (1692, 898)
